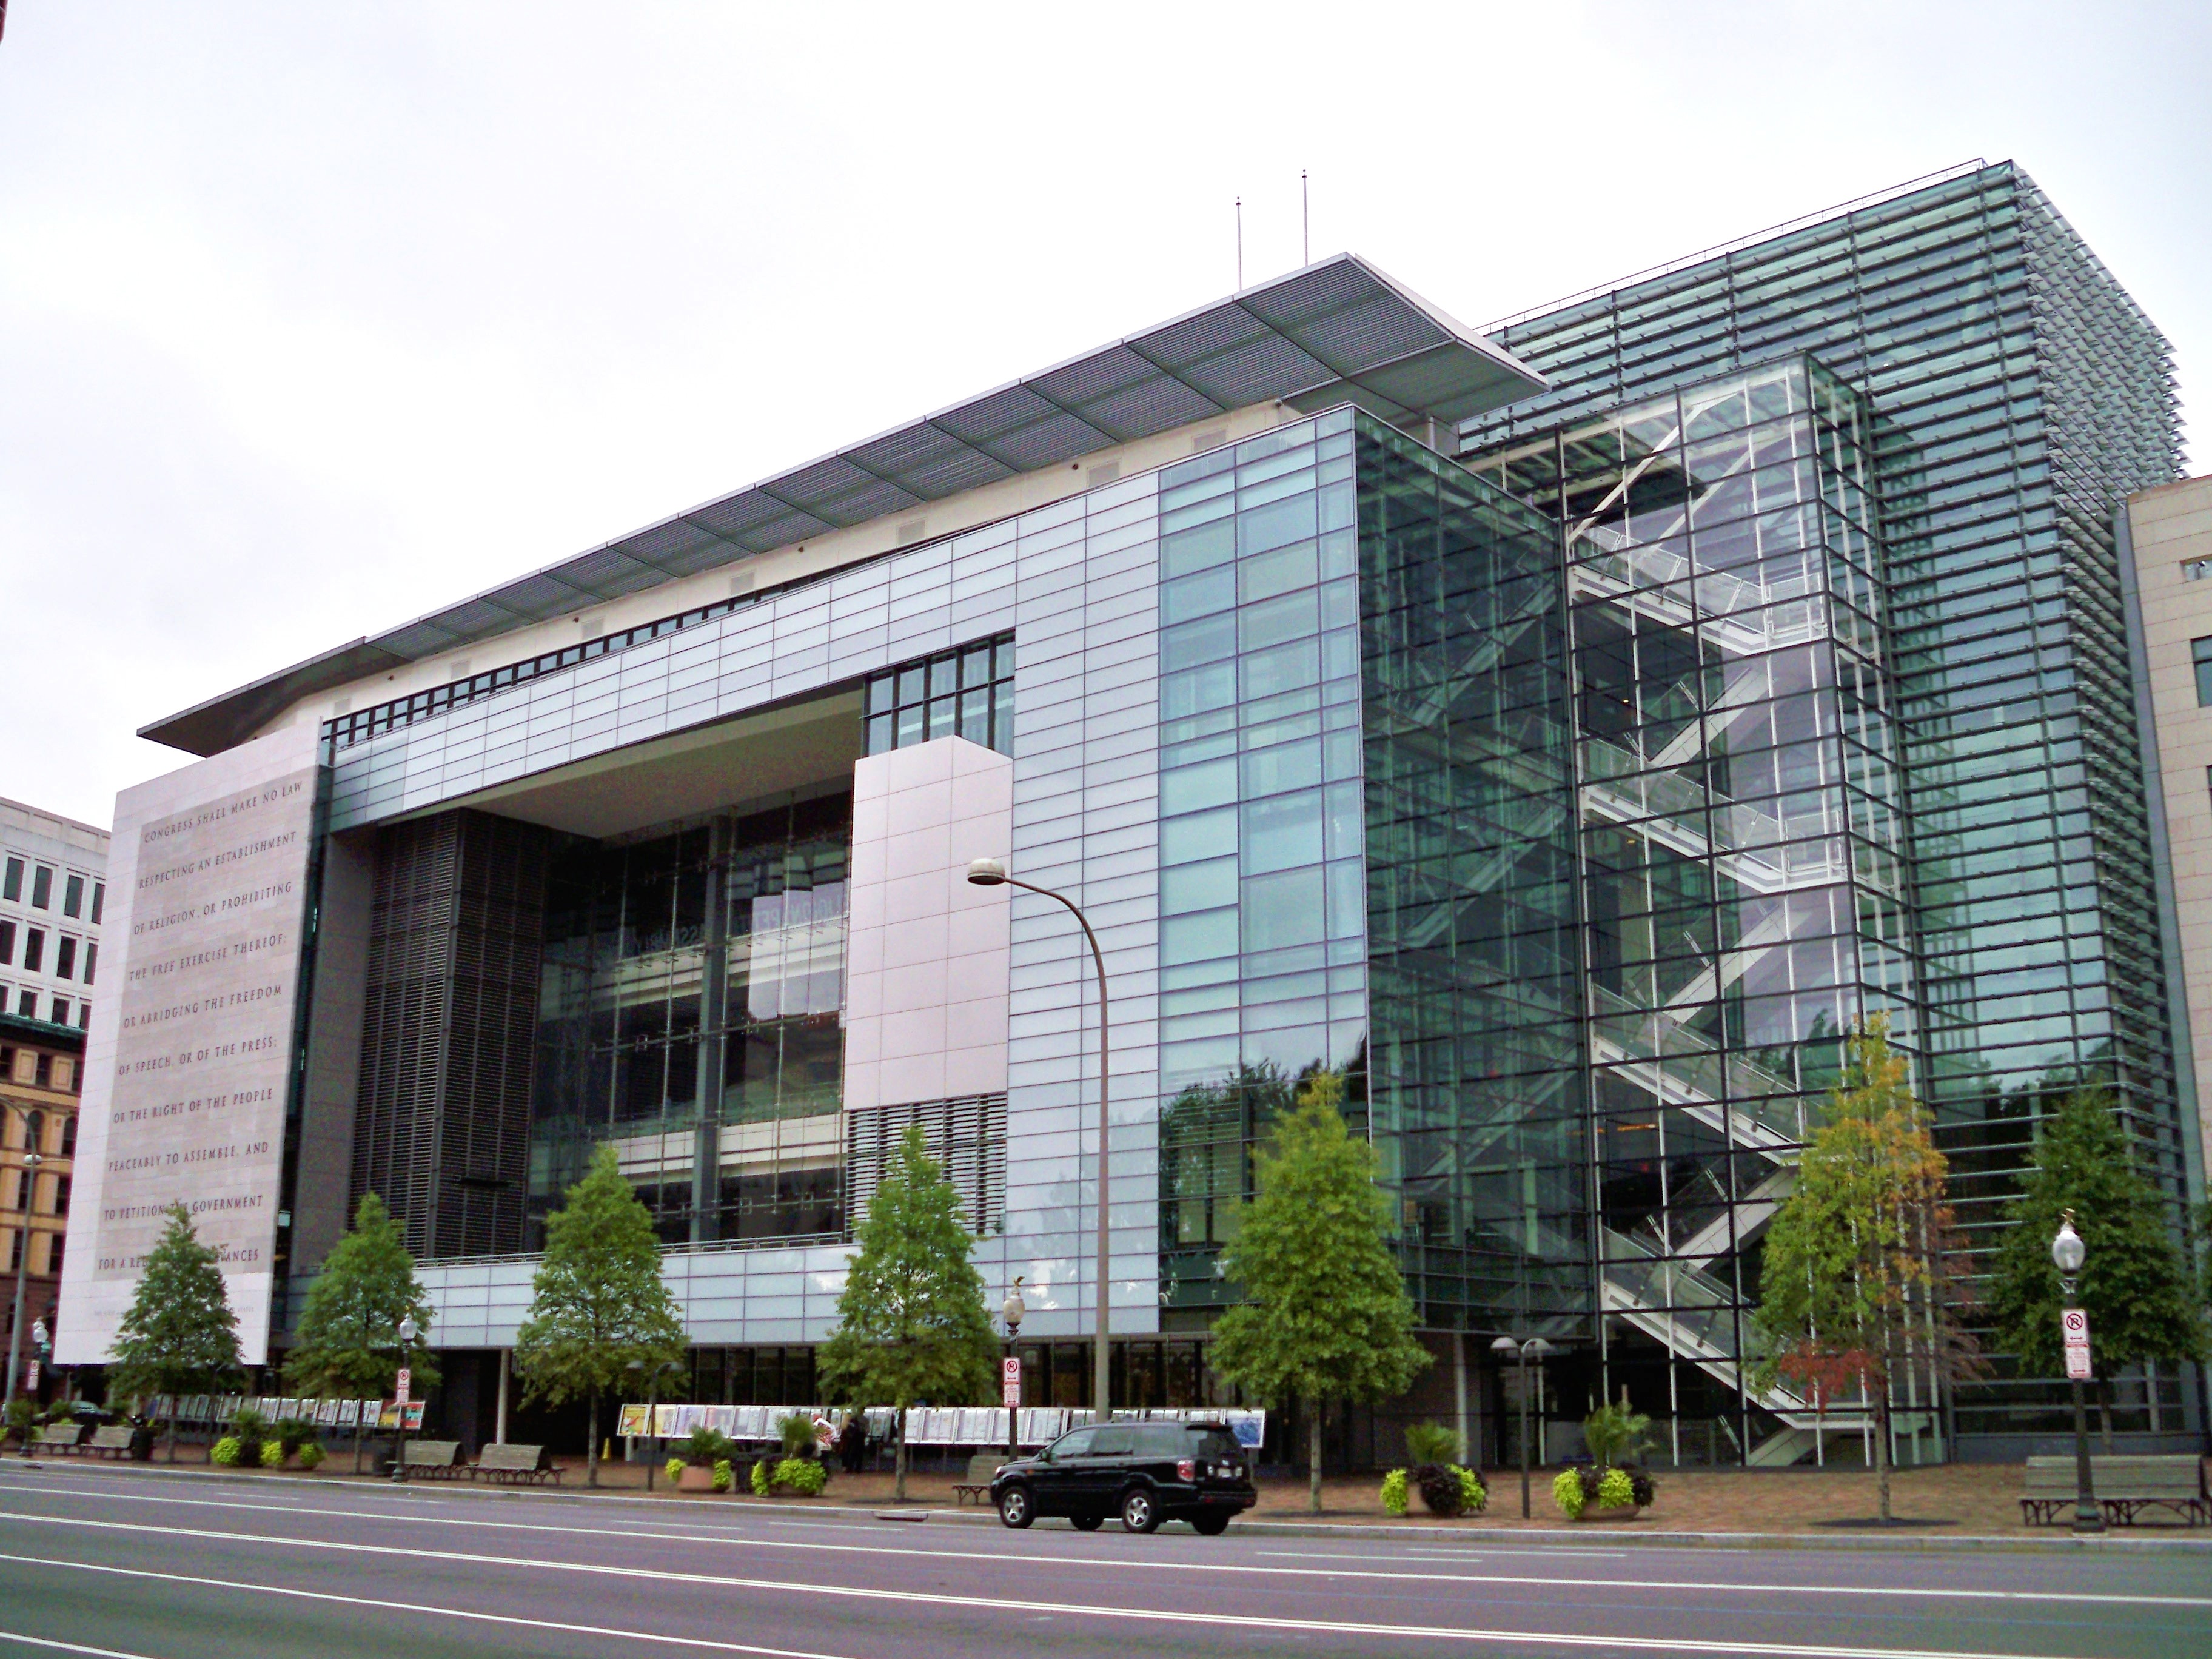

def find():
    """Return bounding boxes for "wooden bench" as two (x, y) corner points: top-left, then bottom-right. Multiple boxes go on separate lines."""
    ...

(2022, 1455), (2209, 1526)
(472, 1443), (561, 1486)
(399, 1439), (465, 1478)
(25, 1423), (87, 1455)
(951, 1452), (1002, 1506)
(84, 1426), (136, 1461)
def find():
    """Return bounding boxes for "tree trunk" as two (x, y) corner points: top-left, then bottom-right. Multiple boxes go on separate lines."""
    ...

(1307, 1401), (1323, 1514)
(165, 1418), (177, 1466)
(1874, 1384), (1892, 1523)
(586, 1386), (600, 1489)
(894, 1406), (910, 1503)
(2098, 1380), (2114, 1452)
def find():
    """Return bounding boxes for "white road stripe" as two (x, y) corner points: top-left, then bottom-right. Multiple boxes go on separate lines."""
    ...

(1, 1484), (2200, 1609)
(0, 1510), (2121, 1659)
(0, 1632), (163, 1659)
(0, 1552), (854, 1659)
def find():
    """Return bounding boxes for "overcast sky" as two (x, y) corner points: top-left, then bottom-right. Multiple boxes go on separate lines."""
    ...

(2, 2), (2205, 828)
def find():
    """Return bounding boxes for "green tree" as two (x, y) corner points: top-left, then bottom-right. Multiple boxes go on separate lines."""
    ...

(1209, 1070), (1430, 1512)
(1753, 1015), (1982, 1521)
(817, 1124), (996, 1501)
(283, 1193), (440, 1472)
(512, 1145), (685, 1488)
(105, 1205), (244, 1462)
(1987, 1089), (2207, 1444)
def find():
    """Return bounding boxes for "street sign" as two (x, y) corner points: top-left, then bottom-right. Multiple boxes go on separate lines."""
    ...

(2062, 1307), (2093, 1381)
(395, 1367), (411, 1405)
(1001, 1356), (1021, 1408)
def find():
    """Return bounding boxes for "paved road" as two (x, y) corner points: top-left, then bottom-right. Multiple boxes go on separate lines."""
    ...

(0, 1463), (2205, 1659)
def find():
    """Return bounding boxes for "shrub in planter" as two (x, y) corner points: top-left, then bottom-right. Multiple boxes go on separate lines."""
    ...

(665, 1457), (687, 1486)
(1552, 1464), (1654, 1519)
(2, 1398), (35, 1447)
(210, 1436), (244, 1467)
(711, 1459), (734, 1493)
(677, 1427), (737, 1469)
(750, 1457), (776, 1497)
(776, 1412), (820, 1461)
(1455, 1467), (1487, 1514)
(260, 1438), (288, 1469)
(1380, 1469), (1410, 1516)
(295, 1442), (326, 1472)
(772, 1457), (826, 1496)
(275, 1418), (317, 1456)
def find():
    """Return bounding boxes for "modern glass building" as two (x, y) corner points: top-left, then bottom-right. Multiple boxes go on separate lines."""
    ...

(59, 162), (2195, 1466)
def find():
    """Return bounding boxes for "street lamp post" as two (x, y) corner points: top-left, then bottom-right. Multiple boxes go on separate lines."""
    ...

(4, 1104), (42, 1406)
(1002, 1277), (1025, 1461)
(1490, 1335), (1553, 1519)
(968, 858), (1113, 1426)
(2051, 1212), (2103, 1534)
(389, 1314), (417, 1484)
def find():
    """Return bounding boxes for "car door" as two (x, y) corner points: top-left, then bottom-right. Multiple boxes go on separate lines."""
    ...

(1030, 1427), (1094, 1516)
(1076, 1426), (1139, 1513)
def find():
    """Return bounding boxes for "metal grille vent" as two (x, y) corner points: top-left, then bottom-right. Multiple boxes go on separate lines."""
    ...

(845, 1094), (1007, 1238)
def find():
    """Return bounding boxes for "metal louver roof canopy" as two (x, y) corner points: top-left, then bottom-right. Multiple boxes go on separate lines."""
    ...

(144, 254), (1545, 756)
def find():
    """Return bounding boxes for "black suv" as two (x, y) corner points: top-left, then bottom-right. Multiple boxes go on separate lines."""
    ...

(991, 1419), (1256, 1534)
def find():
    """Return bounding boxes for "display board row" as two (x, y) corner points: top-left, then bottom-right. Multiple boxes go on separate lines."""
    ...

(617, 1403), (1267, 1449)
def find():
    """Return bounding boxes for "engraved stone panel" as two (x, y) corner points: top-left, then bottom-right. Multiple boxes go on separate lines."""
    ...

(56, 723), (322, 1366)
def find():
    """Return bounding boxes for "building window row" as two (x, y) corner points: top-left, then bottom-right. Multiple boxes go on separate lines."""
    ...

(1, 858), (101, 923)
(862, 634), (1015, 757)
(0, 923), (95, 985)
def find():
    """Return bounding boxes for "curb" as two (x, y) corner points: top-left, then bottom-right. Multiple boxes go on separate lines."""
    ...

(10, 1460), (2208, 1555)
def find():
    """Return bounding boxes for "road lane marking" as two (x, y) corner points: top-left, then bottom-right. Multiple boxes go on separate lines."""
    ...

(0, 1486), (2201, 1610)
(0, 1552), (854, 1659)
(0, 1634), (164, 1659)
(0, 1512), (2142, 1659)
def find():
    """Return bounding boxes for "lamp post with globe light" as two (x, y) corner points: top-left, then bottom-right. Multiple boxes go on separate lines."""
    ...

(389, 1313), (417, 1483)
(2051, 1212), (2103, 1533)
(1490, 1335), (1554, 1518)
(1001, 1276), (1026, 1460)
(4, 1105), (42, 1406)
(968, 857), (1113, 1426)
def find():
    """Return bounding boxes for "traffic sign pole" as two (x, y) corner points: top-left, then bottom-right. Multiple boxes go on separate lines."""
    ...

(2062, 1301), (2102, 1532)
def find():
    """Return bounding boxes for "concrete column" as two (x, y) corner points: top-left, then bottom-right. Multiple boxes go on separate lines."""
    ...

(495, 1348), (510, 1445)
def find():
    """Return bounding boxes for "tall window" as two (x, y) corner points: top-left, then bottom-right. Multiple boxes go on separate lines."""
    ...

(89, 882), (104, 924)
(0, 920), (12, 965)
(29, 867), (50, 910)
(54, 938), (74, 980)
(1, 858), (19, 902)
(863, 634), (1014, 756)
(21, 930), (42, 974)
(2194, 635), (2212, 706)
(62, 874), (83, 919)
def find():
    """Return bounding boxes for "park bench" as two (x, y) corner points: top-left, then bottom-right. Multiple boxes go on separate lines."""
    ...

(951, 1452), (1002, 1507)
(84, 1426), (136, 1461)
(399, 1439), (465, 1479)
(472, 1443), (561, 1486)
(2021, 1455), (2209, 1526)
(25, 1423), (86, 1455)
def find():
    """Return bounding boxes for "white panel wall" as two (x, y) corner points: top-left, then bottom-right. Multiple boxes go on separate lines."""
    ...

(843, 737), (1013, 1110)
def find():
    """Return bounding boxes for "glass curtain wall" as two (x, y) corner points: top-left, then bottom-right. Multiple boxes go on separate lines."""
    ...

(1470, 357), (1920, 1464)
(1355, 418), (1586, 1342)
(1156, 410), (1370, 1316)
(1460, 164), (2188, 1445)
(530, 788), (851, 1247)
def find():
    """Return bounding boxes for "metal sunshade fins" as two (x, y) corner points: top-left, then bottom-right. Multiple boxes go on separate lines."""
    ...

(142, 253), (1547, 756)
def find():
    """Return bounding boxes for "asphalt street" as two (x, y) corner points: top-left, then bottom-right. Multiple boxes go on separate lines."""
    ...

(0, 1462), (2205, 1659)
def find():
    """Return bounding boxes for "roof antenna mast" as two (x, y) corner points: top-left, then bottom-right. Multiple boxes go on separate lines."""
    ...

(1235, 196), (1243, 289)
(1301, 170), (1309, 265)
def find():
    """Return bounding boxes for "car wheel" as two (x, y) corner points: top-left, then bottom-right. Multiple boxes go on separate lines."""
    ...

(1120, 1487), (1159, 1534)
(1191, 1513), (1230, 1535)
(1070, 1513), (1104, 1532)
(997, 1485), (1034, 1529)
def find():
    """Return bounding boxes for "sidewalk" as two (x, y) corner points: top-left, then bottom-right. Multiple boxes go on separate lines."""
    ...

(25, 1444), (2206, 1541)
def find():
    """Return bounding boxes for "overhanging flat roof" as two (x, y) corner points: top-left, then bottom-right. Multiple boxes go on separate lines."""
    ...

(144, 253), (1545, 757)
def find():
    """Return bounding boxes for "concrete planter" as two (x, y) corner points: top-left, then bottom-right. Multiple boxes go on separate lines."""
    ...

(677, 1464), (722, 1493)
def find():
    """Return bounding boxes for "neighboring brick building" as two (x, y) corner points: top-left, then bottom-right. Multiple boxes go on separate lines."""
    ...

(3, 1010), (80, 1401)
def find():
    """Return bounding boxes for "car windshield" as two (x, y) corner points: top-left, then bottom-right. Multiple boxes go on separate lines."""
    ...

(1191, 1429), (1240, 1461)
